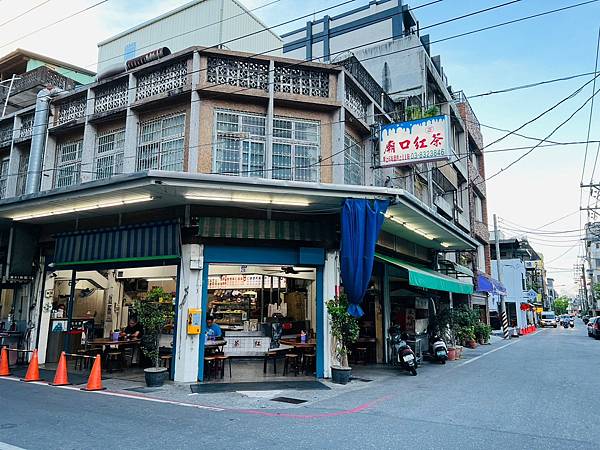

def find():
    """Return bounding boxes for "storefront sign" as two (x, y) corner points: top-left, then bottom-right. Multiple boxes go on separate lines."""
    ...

(379, 115), (451, 167)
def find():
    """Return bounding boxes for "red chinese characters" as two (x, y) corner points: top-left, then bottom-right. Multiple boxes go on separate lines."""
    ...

(430, 132), (444, 147)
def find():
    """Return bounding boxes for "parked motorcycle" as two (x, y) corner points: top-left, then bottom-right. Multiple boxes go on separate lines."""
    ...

(563, 320), (570, 329)
(430, 335), (448, 364)
(388, 326), (418, 376)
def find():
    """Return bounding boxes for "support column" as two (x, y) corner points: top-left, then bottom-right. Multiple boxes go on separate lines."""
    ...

(80, 88), (96, 183)
(322, 250), (338, 378)
(123, 73), (139, 174)
(37, 272), (55, 364)
(5, 116), (18, 198)
(63, 270), (76, 352)
(188, 51), (201, 173)
(265, 60), (275, 178)
(173, 244), (204, 382)
(332, 72), (346, 184)
(382, 263), (390, 363)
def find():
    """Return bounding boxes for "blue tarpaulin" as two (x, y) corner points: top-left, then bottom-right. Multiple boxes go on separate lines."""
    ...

(476, 271), (507, 296)
(340, 198), (389, 317)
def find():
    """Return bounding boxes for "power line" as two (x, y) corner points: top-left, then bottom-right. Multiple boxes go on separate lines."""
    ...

(0, 0), (110, 50)
(0, 0), (51, 29)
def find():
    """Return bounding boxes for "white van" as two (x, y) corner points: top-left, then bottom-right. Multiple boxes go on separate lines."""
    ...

(541, 311), (557, 328)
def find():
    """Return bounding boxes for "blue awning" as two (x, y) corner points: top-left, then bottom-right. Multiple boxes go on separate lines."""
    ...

(476, 271), (506, 295)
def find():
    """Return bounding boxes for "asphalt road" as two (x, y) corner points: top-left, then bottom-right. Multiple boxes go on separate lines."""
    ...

(1, 321), (599, 450)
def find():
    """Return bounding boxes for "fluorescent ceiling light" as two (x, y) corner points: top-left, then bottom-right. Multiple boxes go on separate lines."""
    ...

(440, 242), (451, 248)
(146, 277), (175, 282)
(12, 196), (153, 221)
(185, 193), (310, 207)
(386, 216), (436, 240)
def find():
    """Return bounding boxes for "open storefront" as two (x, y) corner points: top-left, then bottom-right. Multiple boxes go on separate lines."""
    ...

(38, 222), (181, 380)
(197, 246), (326, 383)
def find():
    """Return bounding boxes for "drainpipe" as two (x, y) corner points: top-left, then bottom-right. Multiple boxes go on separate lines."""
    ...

(25, 86), (63, 195)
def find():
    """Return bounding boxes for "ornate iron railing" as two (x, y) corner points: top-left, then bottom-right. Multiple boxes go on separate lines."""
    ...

(56, 94), (87, 125)
(19, 113), (34, 139)
(345, 82), (369, 120)
(94, 80), (128, 114)
(207, 56), (269, 91)
(0, 123), (13, 147)
(338, 56), (395, 113)
(0, 66), (76, 106)
(136, 60), (188, 101)
(273, 65), (329, 98)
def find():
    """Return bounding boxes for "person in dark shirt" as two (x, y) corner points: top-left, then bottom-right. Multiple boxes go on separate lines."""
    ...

(121, 317), (144, 339)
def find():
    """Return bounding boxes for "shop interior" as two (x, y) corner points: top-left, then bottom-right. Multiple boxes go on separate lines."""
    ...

(43, 265), (177, 381)
(204, 264), (318, 383)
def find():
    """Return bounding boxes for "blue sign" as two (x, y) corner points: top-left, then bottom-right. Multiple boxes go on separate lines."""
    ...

(527, 289), (537, 301)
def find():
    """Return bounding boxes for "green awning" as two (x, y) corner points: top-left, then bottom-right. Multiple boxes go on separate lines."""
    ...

(376, 253), (473, 295)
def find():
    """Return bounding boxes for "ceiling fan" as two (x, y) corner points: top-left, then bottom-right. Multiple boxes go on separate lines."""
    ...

(264, 266), (313, 275)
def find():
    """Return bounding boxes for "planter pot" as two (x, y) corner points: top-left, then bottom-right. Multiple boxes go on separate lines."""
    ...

(466, 340), (477, 349)
(144, 367), (168, 387)
(331, 366), (352, 385)
(447, 347), (457, 361)
(456, 346), (463, 359)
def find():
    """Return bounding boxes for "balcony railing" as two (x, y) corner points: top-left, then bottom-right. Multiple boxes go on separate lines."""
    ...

(136, 59), (189, 101)
(273, 65), (330, 98)
(207, 56), (269, 91)
(19, 113), (34, 139)
(345, 82), (369, 121)
(338, 56), (395, 114)
(56, 94), (87, 126)
(94, 80), (128, 114)
(0, 123), (13, 147)
(0, 66), (77, 107)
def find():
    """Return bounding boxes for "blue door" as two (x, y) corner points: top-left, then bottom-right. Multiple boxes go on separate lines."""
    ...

(198, 246), (325, 381)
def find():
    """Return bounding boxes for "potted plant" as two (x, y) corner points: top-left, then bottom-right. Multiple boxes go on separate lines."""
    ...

(474, 322), (492, 345)
(326, 294), (360, 385)
(133, 287), (174, 387)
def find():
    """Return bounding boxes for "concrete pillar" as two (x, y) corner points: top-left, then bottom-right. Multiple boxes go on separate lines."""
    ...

(37, 272), (55, 364)
(40, 134), (57, 191)
(80, 88), (96, 183)
(322, 250), (339, 378)
(332, 71), (346, 184)
(173, 244), (204, 382)
(188, 51), (201, 173)
(123, 73), (139, 174)
(365, 102), (375, 186)
(265, 60), (275, 178)
(6, 116), (20, 198)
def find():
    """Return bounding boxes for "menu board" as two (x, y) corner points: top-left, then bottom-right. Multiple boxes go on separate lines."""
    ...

(208, 275), (286, 290)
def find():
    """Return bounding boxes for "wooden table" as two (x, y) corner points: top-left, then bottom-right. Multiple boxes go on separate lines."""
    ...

(205, 339), (227, 355)
(89, 338), (141, 348)
(280, 339), (316, 350)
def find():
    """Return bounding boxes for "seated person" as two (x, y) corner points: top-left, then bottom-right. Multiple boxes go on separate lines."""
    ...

(120, 317), (144, 339)
(205, 316), (222, 339)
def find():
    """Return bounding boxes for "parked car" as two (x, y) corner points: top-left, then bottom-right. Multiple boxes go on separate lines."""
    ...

(540, 311), (557, 328)
(587, 317), (599, 338)
(583, 315), (590, 324)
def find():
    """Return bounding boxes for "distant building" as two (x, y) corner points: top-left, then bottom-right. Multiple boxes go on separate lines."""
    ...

(97, 0), (282, 72)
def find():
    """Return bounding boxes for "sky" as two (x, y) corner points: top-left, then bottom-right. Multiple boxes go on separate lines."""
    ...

(1, 0), (599, 296)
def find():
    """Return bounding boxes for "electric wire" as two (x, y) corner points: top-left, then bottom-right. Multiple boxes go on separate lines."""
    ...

(0, 0), (51, 29)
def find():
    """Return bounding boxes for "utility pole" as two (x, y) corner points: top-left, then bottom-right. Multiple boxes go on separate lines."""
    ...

(582, 264), (591, 315)
(494, 214), (510, 339)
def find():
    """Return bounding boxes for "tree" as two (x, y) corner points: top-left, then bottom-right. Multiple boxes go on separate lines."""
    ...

(553, 296), (569, 315)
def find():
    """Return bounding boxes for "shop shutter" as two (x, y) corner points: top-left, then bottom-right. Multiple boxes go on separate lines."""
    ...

(53, 221), (180, 268)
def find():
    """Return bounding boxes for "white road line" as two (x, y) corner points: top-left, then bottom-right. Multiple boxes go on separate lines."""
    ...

(0, 442), (27, 450)
(0, 376), (223, 411)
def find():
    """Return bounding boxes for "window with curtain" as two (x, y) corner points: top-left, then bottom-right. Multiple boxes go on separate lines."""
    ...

(95, 127), (125, 180)
(55, 138), (83, 188)
(137, 113), (185, 172)
(214, 110), (266, 177)
(273, 118), (320, 182)
(344, 133), (364, 185)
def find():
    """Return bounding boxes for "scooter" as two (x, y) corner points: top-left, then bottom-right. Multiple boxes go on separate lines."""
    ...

(563, 320), (569, 329)
(430, 335), (448, 364)
(388, 326), (418, 376)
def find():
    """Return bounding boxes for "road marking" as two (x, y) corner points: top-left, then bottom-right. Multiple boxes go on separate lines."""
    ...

(455, 339), (520, 367)
(0, 442), (27, 450)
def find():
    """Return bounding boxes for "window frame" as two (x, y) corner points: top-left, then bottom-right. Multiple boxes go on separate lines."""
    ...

(54, 138), (83, 188)
(136, 112), (186, 172)
(0, 157), (9, 199)
(272, 117), (320, 182)
(344, 132), (364, 185)
(94, 127), (125, 180)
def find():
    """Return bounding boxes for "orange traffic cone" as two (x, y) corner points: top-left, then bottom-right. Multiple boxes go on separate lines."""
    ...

(22, 349), (42, 382)
(50, 352), (70, 386)
(0, 346), (11, 376)
(81, 355), (105, 391)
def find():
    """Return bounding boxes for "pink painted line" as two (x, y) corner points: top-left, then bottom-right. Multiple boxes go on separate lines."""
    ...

(234, 395), (392, 419)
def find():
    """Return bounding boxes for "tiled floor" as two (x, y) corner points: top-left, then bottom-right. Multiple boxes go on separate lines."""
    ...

(204, 358), (315, 383)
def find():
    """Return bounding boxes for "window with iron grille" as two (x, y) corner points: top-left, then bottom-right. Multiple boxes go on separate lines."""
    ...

(214, 110), (266, 177)
(273, 118), (320, 182)
(0, 157), (9, 198)
(344, 133), (364, 185)
(15, 153), (29, 196)
(137, 113), (185, 172)
(54, 139), (83, 188)
(95, 128), (125, 180)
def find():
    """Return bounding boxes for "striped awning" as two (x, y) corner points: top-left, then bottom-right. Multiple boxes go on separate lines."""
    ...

(197, 217), (334, 242)
(53, 222), (181, 268)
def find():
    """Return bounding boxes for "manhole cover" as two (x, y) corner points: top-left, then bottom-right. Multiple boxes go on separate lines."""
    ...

(270, 397), (307, 404)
